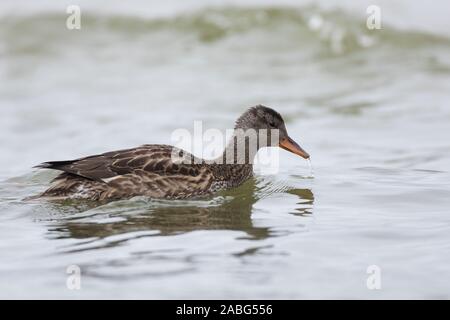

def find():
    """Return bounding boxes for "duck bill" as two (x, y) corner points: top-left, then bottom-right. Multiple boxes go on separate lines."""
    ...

(279, 137), (310, 159)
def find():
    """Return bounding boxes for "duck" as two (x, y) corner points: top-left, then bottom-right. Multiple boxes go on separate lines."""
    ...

(34, 105), (310, 201)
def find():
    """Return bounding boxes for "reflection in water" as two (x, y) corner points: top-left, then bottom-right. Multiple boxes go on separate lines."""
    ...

(287, 188), (314, 217)
(45, 178), (314, 250)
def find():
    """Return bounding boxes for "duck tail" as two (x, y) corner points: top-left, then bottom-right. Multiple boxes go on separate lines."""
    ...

(34, 160), (75, 169)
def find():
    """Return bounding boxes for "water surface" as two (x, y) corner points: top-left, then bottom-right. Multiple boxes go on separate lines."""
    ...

(1, 3), (450, 299)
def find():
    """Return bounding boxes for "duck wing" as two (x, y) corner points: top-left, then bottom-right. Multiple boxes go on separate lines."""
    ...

(35, 144), (201, 182)
(37, 145), (218, 200)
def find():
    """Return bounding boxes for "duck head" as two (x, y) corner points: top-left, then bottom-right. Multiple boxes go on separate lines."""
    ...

(234, 105), (310, 159)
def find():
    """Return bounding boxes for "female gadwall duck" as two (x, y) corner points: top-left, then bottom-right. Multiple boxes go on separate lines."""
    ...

(34, 105), (309, 201)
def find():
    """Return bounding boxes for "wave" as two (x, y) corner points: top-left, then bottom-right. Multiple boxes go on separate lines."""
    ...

(1, 6), (449, 57)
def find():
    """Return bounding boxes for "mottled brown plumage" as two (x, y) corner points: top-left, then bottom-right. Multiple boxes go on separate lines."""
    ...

(34, 105), (309, 201)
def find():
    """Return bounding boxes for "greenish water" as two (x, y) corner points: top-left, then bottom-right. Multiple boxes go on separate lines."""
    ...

(1, 4), (450, 299)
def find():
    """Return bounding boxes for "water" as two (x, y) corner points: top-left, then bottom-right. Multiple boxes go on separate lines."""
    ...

(307, 159), (314, 178)
(1, 1), (450, 299)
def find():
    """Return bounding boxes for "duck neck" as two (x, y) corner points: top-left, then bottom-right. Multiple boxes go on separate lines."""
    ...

(215, 130), (259, 166)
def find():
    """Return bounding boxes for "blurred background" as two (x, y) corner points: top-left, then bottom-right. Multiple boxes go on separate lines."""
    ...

(0, 0), (449, 299)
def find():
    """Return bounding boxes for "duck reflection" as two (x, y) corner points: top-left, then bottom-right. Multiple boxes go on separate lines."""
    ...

(287, 188), (314, 217)
(48, 179), (314, 242)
